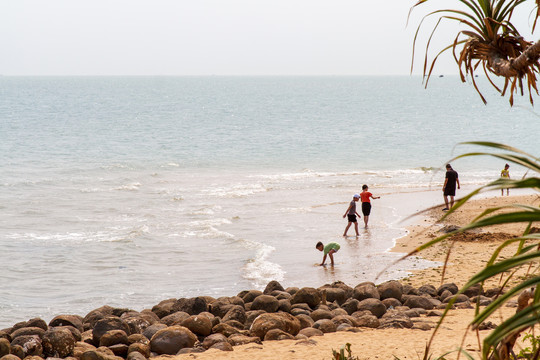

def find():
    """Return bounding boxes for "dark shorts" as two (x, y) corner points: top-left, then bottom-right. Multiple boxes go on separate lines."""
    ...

(362, 202), (371, 216)
(347, 214), (357, 223)
(444, 187), (456, 196)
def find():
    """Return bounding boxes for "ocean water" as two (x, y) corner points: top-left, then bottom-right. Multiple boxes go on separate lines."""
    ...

(0, 76), (538, 328)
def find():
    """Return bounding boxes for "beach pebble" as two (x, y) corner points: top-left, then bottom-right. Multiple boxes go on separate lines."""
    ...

(353, 283), (380, 301)
(403, 295), (435, 310)
(127, 342), (150, 358)
(250, 312), (300, 339)
(92, 317), (130, 346)
(297, 328), (323, 338)
(42, 327), (76, 358)
(150, 299), (176, 319)
(251, 295), (279, 313)
(149, 326), (197, 355)
(437, 283), (459, 296)
(99, 330), (129, 347)
(201, 333), (228, 349)
(208, 341), (233, 351)
(377, 280), (403, 301)
(264, 329), (295, 341)
(291, 288), (321, 309)
(263, 280), (285, 294)
(227, 334), (261, 346)
(160, 311), (189, 327)
(357, 298), (386, 318)
(50, 315), (84, 332)
(172, 297), (208, 316)
(312, 319), (336, 333)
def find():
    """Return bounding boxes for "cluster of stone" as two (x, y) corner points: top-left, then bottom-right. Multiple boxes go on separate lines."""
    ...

(0, 280), (500, 359)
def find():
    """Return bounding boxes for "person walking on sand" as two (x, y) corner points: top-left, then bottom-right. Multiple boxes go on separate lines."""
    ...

(343, 194), (361, 236)
(316, 241), (340, 266)
(360, 185), (380, 228)
(500, 163), (510, 196)
(442, 164), (460, 211)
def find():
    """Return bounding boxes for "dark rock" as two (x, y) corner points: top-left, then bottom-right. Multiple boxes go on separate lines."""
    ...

(172, 297), (208, 316)
(50, 315), (84, 332)
(0, 355), (21, 360)
(181, 315), (212, 336)
(463, 284), (484, 298)
(201, 333), (228, 349)
(73, 340), (96, 358)
(357, 298), (386, 318)
(208, 341), (233, 351)
(223, 319), (245, 330)
(298, 328), (323, 338)
(437, 283), (458, 296)
(310, 308), (333, 322)
(10, 327), (45, 340)
(10, 344), (24, 359)
(290, 308), (310, 316)
(382, 298), (402, 309)
(402, 284), (417, 295)
(80, 346), (123, 360)
(149, 326), (197, 355)
(0, 338), (10, 357)
(439, 290), (453, 301)
(92, 317), (130, 345)
(485, 287), (504, 298)
(245, 310), (266, 329)
(108, 343), (128, 357)
(150, 299), (176, 319)
(264, 280), (285, 294)
(377, 280), (403, 301)
(403, 295), (435, 310)
(353, 283), (380, 301)
(228, 334), (262, 346)
(340, 298), (360, 315)
(412, 322), (433, 330)
(209, 297), (244, 318)
(127, 350), (148, 360)
(264, 329), (295, 341)
(443, 294), (470, 304)
(127, 342), (150, 358)
(312, 319), (336, 333)
(352, 313), (380, 328)
(290, 288), (320, 308)
(99, 330), (128, 347)
(24, 319), (48, 331)
(141, 324), (166, 342)
(11, 335), (42, 357)
(250, 312), (301, 339)
(418, 285), (438, 297)
(121, 313), (151, 335)
(285, 287), (300, 296)
(278, 299), (292, 313)
(211, 323), (241, 337)
(177, 346), (205, 354)
(42, 327), (76, 358)
(251, 295), (279, 313)
(241, 290), (263, 303)
(379, 314), (413, 329)
(331, 315), (356, 327)
(161, 311), (190, 326)
(126, 334), (148, 345)
(295, 314), (314, 330)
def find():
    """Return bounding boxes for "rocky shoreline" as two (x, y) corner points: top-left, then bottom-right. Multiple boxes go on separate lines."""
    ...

(0, 279), (504, 360)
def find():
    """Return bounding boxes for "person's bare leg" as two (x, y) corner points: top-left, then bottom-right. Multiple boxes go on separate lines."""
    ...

(443, 195), (449, 209)
(343, 223), (351, 236)
(450, 195), (455, 208)
(363, 215), (369, 228)
(329, 251), (335, 266)
(354, 222), (359, 236)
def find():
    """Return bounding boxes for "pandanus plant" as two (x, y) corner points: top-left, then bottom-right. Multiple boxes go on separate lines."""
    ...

(411, 0), (540, 105)
(395, 142), (539, 360)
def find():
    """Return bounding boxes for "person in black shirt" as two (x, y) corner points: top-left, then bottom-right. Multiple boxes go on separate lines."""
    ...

(443, 164), (460, 211)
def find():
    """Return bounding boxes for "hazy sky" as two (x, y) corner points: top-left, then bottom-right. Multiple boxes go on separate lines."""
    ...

(1, 0), (538, 76)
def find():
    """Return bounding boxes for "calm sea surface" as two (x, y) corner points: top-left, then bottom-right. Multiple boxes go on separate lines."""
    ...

(0, 76), (538, 327)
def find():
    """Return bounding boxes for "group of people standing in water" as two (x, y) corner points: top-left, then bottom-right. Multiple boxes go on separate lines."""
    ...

(316, 162), (511, 266)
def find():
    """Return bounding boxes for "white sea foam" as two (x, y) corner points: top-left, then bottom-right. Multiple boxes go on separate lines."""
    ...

(114, 183), (141, 191)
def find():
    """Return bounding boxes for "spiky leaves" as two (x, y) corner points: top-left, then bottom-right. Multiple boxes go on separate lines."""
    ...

(412, 0), (540, 105)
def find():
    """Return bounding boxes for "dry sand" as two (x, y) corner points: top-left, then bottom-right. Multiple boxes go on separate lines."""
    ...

(169, 194), (539, 360)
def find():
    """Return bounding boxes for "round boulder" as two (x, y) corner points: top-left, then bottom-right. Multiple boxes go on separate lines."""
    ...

(42, 327), (76, 358)
(353, 283), (380, 301)
(181, 315), (213, 336)
(149, 326), (197, 355)
(250, 312), (301, 339)
(357, 298), (386, 318)
(291, 287), (320, 308)
(251, 295), (279, 313)
(377, 280), (403, 301)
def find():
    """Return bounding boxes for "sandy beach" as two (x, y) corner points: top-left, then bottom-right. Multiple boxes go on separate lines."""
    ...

(168, 194), (539, 360)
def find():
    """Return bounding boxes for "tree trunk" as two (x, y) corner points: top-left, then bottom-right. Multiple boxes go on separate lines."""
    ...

(489, 40), (540, 77)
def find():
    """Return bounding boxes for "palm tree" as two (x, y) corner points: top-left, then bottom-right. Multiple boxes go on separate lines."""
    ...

(411, 0), (540, 105)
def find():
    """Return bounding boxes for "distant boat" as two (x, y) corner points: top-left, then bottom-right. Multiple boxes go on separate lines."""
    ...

(439, 75), (444, 78)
